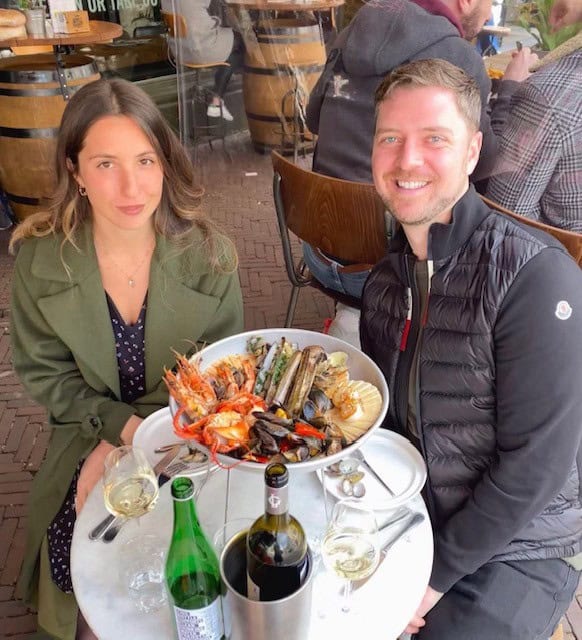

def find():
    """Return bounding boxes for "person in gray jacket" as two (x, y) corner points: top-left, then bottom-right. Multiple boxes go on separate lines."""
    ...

(162, 0), (245, 121)
(302, 0), (536, 299)
(361, 59), (582, 639)
(306, 0), (535, 184)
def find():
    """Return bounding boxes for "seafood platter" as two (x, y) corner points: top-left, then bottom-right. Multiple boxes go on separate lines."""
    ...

(164, 329), (389, 473)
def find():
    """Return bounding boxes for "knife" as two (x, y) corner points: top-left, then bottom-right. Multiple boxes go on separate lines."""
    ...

(88, 443), (182, 541)
(353, 512), (425, 590)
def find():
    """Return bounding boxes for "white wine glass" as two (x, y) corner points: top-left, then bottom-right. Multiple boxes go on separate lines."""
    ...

(103, 445), (159, 523)
(103, 446), (166, 612)
(320, 498), (380, 614)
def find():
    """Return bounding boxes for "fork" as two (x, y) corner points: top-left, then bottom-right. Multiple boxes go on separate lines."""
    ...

(351, 449), (396, 497)
(100, 459), (195, 543)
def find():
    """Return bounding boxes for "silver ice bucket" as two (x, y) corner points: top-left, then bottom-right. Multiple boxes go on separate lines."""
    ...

(219, 530), (314, 640)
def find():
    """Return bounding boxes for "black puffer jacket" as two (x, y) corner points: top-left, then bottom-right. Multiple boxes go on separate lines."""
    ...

(361, 188), (582, 592)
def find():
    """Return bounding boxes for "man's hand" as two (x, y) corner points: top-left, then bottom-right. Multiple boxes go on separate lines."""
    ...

(75, 440), (116, 514)
(549, 0), (582, 30)
(503, 47), (539, 82)
(404, 586), (444, 635)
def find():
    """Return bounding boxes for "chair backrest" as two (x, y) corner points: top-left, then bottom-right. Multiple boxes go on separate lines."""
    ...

(271, 151), (387, 265)
(161, 12), (188, 39)
(480, 195), (582, 268)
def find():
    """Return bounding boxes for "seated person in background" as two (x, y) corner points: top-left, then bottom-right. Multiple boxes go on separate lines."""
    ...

(10, 78), (243, 640)
(302, 0), (536, 299)
(486, 33), (582, 231)
(306, 0), (536, 184)
(162, 0), (245, 121)
(361, 58), (582, 640)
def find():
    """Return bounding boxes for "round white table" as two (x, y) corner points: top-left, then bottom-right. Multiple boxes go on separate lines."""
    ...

(71, 423), (433, 639)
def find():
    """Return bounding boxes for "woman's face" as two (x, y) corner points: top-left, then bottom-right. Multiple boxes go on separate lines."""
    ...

(74, 115), (164, 234)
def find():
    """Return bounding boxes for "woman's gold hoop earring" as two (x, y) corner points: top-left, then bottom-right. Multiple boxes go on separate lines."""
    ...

(78, 186), (87, 196)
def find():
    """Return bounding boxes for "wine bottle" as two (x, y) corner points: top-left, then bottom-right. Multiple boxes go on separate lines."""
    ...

(166, 477), (225, 640)
(246, 462), (309, 601)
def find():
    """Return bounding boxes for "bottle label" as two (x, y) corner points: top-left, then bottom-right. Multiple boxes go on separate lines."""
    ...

(265, 485), (288, 516)
(173, 599), (224, 640)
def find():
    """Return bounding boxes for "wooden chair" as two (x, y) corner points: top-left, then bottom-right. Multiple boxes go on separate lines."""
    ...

(481, 195), (582, 267)
(271, 151), (389, 327)
(161, 11), (230, 152)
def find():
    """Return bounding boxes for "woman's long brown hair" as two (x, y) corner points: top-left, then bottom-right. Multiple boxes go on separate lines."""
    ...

(9, 78), (236, 273)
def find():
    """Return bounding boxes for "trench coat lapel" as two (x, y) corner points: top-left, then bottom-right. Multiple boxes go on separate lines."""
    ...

(31, 227), (222, 399)
(33, 227), (121, 398)
(144, 240), (221, 391)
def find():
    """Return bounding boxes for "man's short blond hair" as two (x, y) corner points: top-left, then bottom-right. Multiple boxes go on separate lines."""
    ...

(375, 59), (482, 132)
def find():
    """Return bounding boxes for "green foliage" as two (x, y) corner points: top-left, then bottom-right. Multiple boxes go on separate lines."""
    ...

(518, 0), (580, 50)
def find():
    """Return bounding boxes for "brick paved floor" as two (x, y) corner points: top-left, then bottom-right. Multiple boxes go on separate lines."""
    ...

(0, 136), (580, 639)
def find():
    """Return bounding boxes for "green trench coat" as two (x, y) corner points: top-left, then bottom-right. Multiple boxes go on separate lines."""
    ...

(10, 224), (243, 639)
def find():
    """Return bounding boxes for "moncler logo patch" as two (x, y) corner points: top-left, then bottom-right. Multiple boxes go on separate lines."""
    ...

(555, 300), (573, 320)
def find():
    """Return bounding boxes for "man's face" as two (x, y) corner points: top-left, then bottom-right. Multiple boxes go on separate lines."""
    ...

(461, 0), (493, 40)
(372, 86), (482, 229)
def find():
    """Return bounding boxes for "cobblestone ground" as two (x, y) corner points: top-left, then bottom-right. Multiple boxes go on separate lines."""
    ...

(0, 137), (580, 639)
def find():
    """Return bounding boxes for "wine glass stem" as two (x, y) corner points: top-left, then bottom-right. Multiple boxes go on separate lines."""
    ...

(342, 579), (352, 613)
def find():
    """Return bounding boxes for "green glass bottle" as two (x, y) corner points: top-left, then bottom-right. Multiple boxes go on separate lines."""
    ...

(246, 462), (309, 601)
(166, 477), (225, 640)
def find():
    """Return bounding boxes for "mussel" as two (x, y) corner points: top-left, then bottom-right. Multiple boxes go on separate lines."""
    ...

(302, 388), (333, 422)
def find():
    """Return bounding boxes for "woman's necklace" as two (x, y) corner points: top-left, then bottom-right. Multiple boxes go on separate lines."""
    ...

(96, 241), (156, 287)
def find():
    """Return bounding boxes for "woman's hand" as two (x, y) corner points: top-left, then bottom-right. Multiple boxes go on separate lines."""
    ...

(119, 414), (143, 445)
(75, 440), (116, 514)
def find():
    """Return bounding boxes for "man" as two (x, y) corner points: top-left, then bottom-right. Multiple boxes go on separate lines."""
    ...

(361, 59), (582, 639)
(486, 35), (581, 231)
(306, 0), (535, 184)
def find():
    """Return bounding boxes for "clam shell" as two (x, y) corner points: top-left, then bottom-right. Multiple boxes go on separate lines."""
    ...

(328, 380), (383, 444)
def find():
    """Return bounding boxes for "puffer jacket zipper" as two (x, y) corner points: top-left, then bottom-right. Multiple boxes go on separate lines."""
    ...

(414, 259), (437, 521)
(394, 255), (418, 431)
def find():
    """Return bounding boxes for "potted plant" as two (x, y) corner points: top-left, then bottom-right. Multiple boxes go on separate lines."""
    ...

(517, 0), (580, 50)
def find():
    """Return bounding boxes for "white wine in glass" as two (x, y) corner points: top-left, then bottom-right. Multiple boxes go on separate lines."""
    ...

(103, 446), (159, 520)
(321, 499), (380, 613)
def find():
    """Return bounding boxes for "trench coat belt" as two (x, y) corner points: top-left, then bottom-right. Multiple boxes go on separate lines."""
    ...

(313, 248), (373, 274)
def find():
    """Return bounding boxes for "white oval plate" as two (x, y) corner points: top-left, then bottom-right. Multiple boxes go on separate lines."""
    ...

(168, 328), (390, 473)
(134, 407), (215, 477)
(321, 429), (427, 511)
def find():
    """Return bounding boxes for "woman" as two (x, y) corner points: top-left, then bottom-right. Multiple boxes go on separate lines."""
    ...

(10, 78), (243, 640)
(162, 0), (245, 121)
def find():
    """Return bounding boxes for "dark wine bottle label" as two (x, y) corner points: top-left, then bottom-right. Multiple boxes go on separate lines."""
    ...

(265, 485), (287, 516)
(173, 599), (224, 640)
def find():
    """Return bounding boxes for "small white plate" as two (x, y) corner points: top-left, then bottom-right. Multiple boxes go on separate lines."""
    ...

(321, 430), (427, 511)
(134, 407), (214, 477)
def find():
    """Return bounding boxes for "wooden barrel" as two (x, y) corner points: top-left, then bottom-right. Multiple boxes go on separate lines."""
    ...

(243, 18), (326, 154)
(0, 54), (100, 221)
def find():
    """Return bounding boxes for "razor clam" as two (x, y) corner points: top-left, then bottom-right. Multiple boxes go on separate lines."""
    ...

(264, 339), (297, 405)
(286, 346), (326, 417)
(272, 350), (302, 407)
